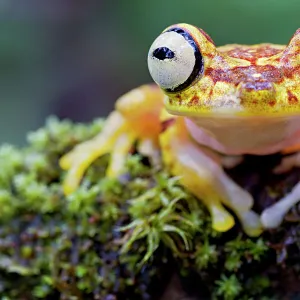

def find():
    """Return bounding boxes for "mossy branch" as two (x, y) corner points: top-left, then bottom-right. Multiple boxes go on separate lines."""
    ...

(0, 116), (299, 299)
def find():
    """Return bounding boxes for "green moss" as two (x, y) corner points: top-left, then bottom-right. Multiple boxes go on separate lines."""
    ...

(224, 235), (268, 271)
(215, 274), (242, 300)
(0, 116), (300, 299)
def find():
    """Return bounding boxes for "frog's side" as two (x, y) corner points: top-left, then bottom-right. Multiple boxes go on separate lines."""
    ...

(60, 24), (300, 237)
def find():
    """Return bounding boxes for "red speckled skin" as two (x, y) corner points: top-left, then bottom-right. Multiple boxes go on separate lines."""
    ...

(164, 25), (300, 117)
(152, 24), (300, 155)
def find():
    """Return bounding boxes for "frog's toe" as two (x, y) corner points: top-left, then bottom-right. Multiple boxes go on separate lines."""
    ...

(62, 154), (98, 195)
(59, 151), (75, 170)
(60, 142), (111, 195)
(106, 133), (136, 178)
(60, 150), (88, 195)
(261, 182), (300, 229)
(237, 210), (263, 237)
(62, 167), (82, 196)
(210, 204), (235, 232)
(59, 141), (97, 170)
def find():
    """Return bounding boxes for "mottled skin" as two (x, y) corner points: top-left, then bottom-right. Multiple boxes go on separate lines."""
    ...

(60, 24), (300, 237)
(167, 28), (299, 116)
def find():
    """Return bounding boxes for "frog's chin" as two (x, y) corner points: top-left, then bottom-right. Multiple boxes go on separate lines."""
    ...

(166, 106), (243, 119)
(165, 103), (300, 119)
(165, 94), (300, 118)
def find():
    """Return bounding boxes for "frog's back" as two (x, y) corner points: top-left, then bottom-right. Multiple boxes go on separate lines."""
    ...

(217, 43), (285, 62)
(196, 37), (300, 116)
(212, 40), (299, 115)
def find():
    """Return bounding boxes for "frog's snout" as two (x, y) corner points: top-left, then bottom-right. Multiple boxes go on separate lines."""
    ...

(237, 80), (277, 107)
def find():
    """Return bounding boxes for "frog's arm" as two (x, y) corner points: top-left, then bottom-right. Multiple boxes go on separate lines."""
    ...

(160, 113), (262, 236)
(60, 84), (262, 235)
(60, 84), (164, 195)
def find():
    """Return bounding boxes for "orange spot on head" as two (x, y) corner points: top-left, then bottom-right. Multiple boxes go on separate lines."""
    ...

(288, 90), (298, 104)
(188, 95), (199, 106)
(175, 94), (182, 104)
(225, 45), (282, 64)
(268, 100), (276, 107)
(168, 97), (174, 105)
(206, 65), (283, 86)
(283, 65), (300, 79)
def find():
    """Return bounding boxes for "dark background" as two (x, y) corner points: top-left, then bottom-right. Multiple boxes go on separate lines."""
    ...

(0, 0), (299, 145)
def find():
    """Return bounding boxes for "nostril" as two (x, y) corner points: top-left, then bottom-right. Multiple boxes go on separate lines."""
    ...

(152, 47), (175, 60)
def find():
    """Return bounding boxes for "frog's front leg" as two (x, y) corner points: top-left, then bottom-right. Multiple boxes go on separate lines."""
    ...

(60, 84), (164, 195)
(160, 115), (262, 236)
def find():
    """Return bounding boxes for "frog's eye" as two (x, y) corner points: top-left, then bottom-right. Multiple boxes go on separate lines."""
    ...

(148, 27), (204, 93)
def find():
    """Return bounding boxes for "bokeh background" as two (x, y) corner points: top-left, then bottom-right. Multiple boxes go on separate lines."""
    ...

(0, 0), (299, 145)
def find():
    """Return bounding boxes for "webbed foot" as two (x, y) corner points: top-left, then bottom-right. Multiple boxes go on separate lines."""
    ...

(60, 111), (136, 195)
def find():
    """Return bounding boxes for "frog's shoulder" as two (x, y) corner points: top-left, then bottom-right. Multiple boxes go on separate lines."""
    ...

(216, 43), (285, 62)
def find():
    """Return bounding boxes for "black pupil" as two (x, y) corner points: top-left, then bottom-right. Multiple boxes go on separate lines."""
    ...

(152, 47), (175, 60)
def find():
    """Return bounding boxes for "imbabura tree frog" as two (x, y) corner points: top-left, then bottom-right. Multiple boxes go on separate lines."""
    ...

(60, 24), (300, 237)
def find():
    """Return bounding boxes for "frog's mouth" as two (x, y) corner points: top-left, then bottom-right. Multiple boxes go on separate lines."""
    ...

(164, 92), (300, 119)
(164, 92), (245, 118)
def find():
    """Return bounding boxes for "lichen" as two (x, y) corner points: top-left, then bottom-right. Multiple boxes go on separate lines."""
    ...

(0, 116), (300, 299)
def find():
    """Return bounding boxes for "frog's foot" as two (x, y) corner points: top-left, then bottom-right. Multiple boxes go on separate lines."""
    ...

(60, 84), (164, 195)
(160, 117), (262, 236)
(60, 111), (137, 195)
(261, 182), (300, 228)
(273, 152), (300, 174)
(221, 155), (244, 169)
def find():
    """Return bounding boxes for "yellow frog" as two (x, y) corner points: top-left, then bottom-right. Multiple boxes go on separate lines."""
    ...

(59, 24), (300, 237)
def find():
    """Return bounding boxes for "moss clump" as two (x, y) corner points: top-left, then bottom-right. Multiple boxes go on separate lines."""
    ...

(0, 116), (300, 299)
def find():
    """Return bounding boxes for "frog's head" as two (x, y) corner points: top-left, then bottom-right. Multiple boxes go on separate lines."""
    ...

(148, 23), (300, 117)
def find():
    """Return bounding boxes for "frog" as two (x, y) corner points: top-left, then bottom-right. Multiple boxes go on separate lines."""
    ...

(59, 23), (300, 237)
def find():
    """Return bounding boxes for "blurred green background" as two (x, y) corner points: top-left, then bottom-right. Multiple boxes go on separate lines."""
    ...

(0, 0), (299, 145)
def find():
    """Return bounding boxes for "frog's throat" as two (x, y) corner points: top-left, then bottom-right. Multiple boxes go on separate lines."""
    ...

(184, 116), (300, 156)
